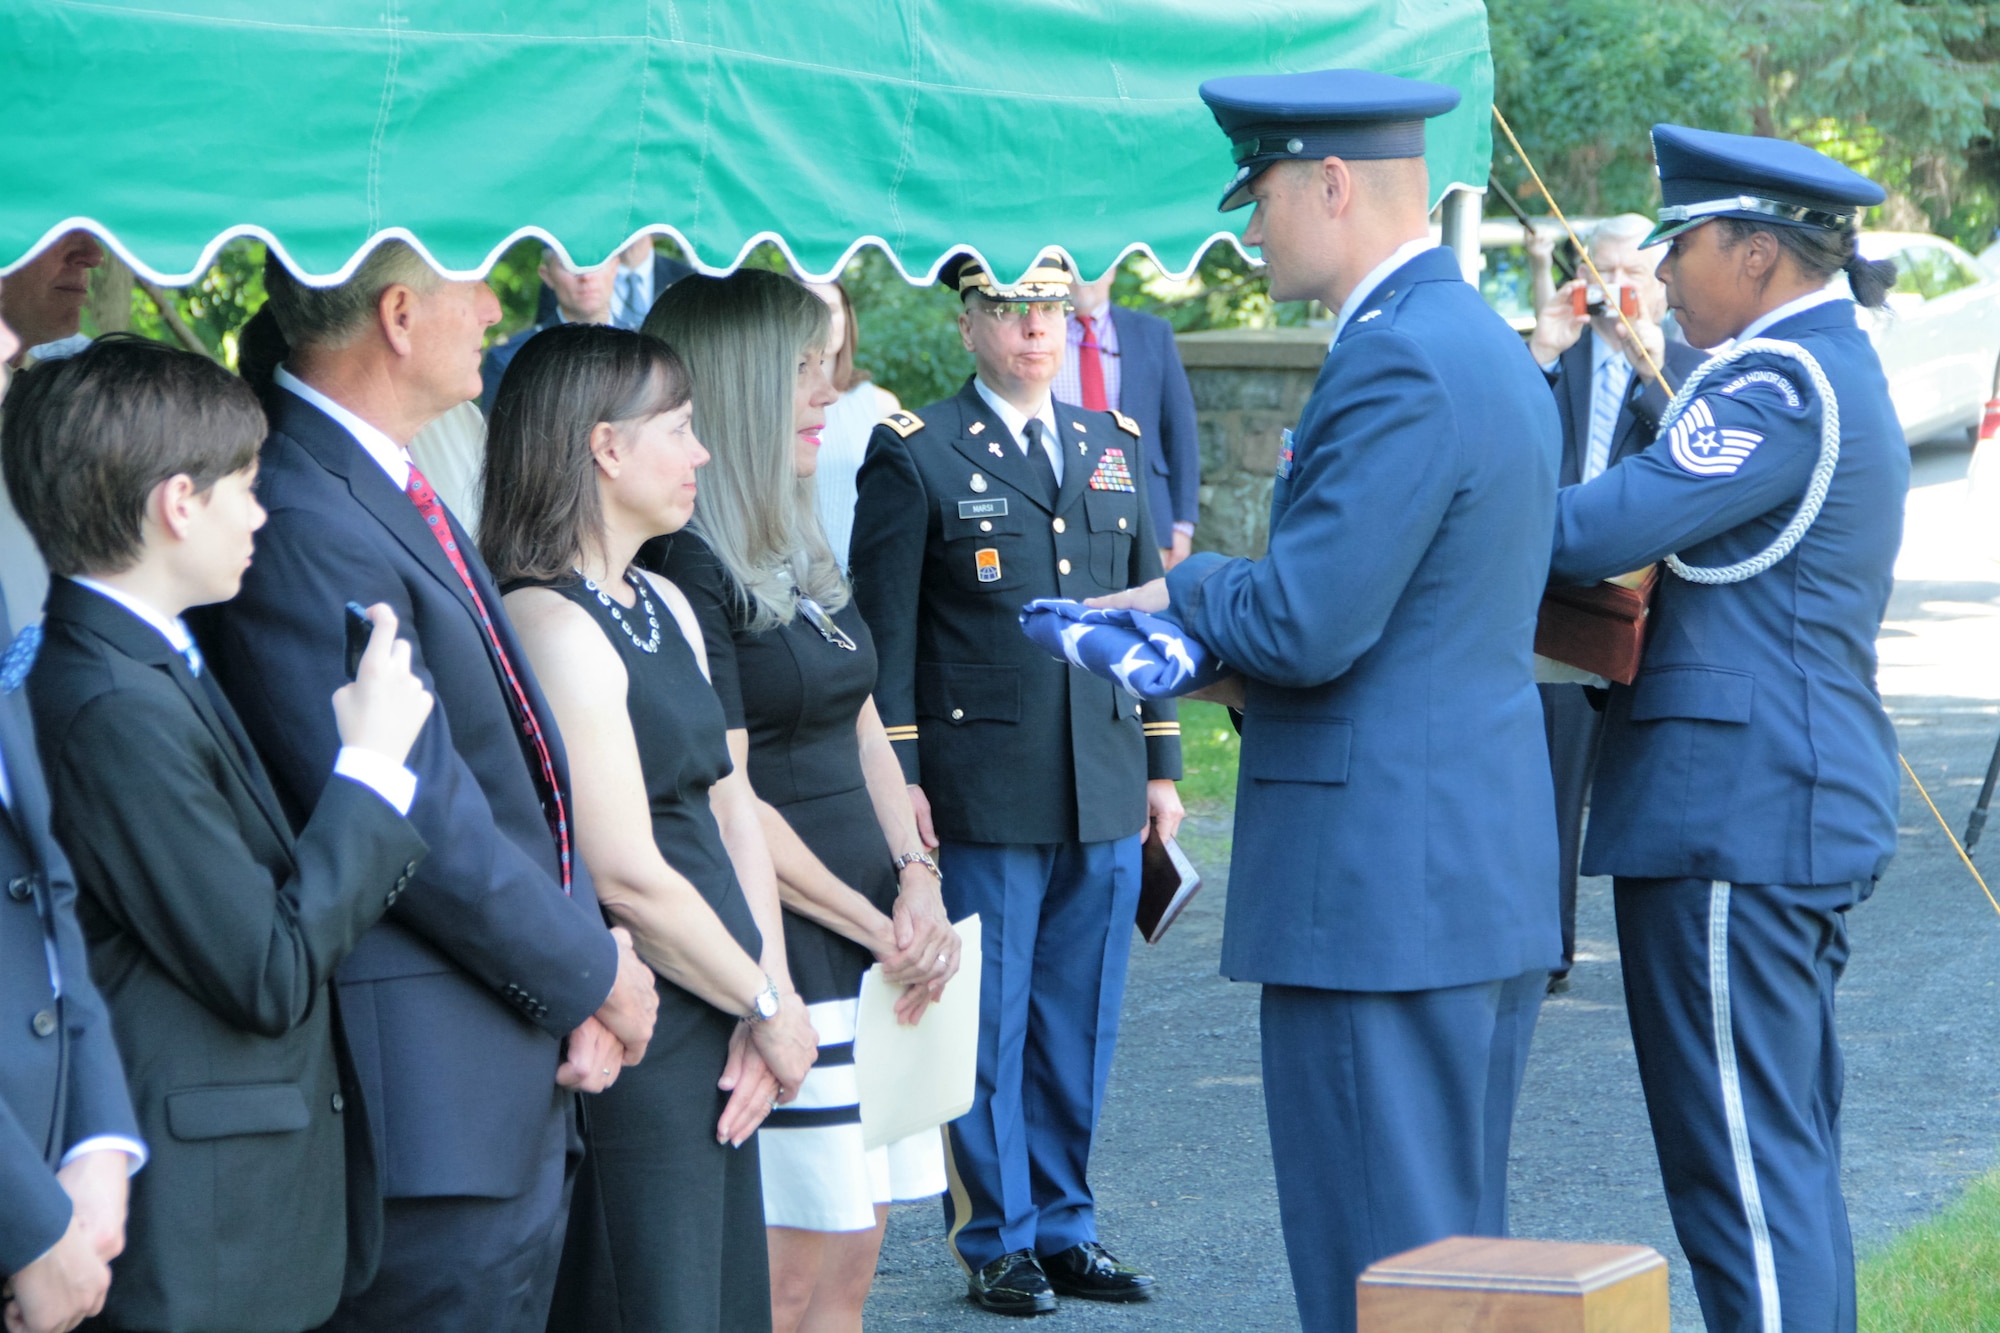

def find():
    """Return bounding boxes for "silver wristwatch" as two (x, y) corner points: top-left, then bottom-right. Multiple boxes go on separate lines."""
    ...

(746, 974), (781, 1024)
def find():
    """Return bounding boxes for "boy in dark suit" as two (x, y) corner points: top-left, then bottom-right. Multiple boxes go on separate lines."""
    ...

(0, 306), (143, 1333)
(4, 334), (437, 1333)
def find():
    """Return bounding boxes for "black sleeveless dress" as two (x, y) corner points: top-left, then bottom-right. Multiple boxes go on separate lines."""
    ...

(644, 533), (944, 1233)
(531, 571), (771, 1333)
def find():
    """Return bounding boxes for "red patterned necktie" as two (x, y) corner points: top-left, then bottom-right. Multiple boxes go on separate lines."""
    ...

(405, 465), (572, 895)
(1077, 313), (1109, 412)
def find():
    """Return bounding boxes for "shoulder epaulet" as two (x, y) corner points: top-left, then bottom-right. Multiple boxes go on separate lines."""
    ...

(878, 410), (924, 439)
(1110, 410), (1141, 438)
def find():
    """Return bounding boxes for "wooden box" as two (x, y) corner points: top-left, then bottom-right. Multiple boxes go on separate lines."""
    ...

(1357, 1236), (1668, 1332)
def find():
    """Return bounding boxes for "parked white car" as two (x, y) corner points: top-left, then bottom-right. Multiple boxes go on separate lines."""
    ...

(1855, 232), (2000, 445)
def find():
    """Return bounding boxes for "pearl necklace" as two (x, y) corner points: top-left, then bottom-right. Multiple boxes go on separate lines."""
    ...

(578, 569), (662, 654)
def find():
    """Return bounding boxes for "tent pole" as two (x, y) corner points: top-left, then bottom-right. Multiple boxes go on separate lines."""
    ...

(1438, 186), (1482, 283)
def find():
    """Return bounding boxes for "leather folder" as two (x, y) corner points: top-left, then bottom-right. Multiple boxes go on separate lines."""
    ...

(1533, 565), (1658, 686)
(1137, 834), (1201, 944)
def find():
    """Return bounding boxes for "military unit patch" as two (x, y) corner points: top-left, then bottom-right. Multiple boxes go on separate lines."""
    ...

(976, 548), (1002, 582)
(1669, 398), (1762, 477)
(1719, 369), (1803, 409)
(1088, 447), (1137, 493)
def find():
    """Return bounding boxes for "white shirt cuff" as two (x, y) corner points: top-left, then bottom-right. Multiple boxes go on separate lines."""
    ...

(333, 747), (418, 817)
(62, 1135), (148, 1175)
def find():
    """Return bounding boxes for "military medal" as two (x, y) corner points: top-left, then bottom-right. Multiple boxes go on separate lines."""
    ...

(976, 548), (1002, 582)
(1086, 446), (1137, 493)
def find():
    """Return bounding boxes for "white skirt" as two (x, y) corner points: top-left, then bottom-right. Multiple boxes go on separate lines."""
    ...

(758, 997), (946, 1232)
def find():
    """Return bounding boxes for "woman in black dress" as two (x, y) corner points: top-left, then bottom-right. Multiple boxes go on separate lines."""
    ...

(640, 271), (962, 1333)
(481, 323), (820, 1332)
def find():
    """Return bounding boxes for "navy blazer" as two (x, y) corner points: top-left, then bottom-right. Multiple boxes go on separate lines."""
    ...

(1166, 247), (1562, 992)
(193, 388), (618, 1201)
(1107, 306), (1201, 537)
(0, 592), (139, 1275)
(1550, 300), (1906, 886)
(850, 380), (1180, 845)
(1549, 331), (1708, 484)
(534, 252), (692, 327)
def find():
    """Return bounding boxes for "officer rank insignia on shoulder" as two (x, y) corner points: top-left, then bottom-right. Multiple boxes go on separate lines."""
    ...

(1088, 447), (1137, 492)
(1668, 398), (1762, 477)
(879, 410), (924, 438)
(1111, 410), (1142, 438)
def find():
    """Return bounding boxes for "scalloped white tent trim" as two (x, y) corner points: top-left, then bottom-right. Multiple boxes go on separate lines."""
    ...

(1, 177), (1483, 290)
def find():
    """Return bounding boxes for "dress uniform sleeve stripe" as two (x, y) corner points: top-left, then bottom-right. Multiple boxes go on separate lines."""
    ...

(884, 726), (920, 741)
(1142, 722), (1182, 736)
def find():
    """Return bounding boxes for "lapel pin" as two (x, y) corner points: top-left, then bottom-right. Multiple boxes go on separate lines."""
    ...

(988, 442), (1004, 458)
(969, 421), (986, 435)
(970, 473), (988, 492)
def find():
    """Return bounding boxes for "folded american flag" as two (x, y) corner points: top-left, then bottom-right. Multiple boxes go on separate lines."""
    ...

(1017, 599), (1230, 701)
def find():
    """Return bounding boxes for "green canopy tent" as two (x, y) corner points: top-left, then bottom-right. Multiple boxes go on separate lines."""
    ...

(2, 0), (1491, 286)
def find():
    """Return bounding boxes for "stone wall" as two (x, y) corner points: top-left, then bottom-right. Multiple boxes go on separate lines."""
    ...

(1177, 327), (1331, 559)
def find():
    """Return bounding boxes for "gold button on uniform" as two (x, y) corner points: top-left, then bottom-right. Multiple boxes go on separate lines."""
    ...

(951, 708), (965, 720)
(1052, 517), (1066, 534)
(1059, 558), (1072, 575)
(980, 520), (993, 532)
(1118, 517), (1128, 530)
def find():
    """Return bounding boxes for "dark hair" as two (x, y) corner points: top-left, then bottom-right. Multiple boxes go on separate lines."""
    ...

(478, 323), (692, 585)
(1, 333), (265, 577)
(1714, 218), (1900, 308)
(235, 304), (290, 399)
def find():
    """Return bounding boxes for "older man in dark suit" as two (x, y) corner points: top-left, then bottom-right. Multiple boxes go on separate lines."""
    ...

(1055, 268), (1201, 568)
(0, 303), (143, 1333)
(1526, 213), (1706, 987)
(193, 243), (658, 1333)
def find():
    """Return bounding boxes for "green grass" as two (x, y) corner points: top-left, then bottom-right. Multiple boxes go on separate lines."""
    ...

(1857, 1170), (2000, 1330)
(1175, 700), (1241, 808)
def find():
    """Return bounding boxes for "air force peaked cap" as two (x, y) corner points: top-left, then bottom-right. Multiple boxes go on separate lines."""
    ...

(1199, 69), (1460, 212)
(1643, 123), (1885, 247)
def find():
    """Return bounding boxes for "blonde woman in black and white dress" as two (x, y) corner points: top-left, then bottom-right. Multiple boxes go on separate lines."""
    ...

(639, 269), (961, 1333)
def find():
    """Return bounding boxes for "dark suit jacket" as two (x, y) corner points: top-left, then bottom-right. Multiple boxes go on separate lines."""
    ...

(534, 251), (692, 327)
(1548, 330), (1706, 483)
(1106, 306), (1200, 538)
(0, 595), (139, 1278)
(192, 388), (618, 1203)
(31, 580), (426, 1332)
(849, 380), (1180, 846)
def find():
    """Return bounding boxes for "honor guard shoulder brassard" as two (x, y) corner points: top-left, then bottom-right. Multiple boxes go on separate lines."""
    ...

(1111, 410), (1142, 438)
(879, 410), (924, 439)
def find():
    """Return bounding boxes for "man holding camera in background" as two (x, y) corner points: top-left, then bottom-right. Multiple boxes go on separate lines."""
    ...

(1525, 214), (1704, 990)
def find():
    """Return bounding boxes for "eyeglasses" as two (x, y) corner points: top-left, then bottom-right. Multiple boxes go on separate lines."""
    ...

(794, 590), (858, 650)
(972, 300), (1074, 325)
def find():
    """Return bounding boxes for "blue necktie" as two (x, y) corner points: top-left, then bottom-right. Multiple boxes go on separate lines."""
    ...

(179, 639), (205, 678)
(614, 268), (645, 330)
(1585, 353), (1630, 481)
(0, 624), (40, 694)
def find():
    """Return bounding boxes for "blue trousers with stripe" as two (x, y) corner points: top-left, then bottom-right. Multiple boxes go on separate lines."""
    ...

(1616, 877), (1860, 1333)
(937, 836), (1142, 1270)
(1259, 970), (1546, 1333)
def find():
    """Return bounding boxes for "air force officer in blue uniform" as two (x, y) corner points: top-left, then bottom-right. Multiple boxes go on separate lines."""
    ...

(1099, 71), (1562, 1332)
(1550, 127), (1905, 1333)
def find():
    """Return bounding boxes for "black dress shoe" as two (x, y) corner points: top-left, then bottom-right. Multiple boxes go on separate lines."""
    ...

(967, 1250), (1058, 1316)
(1041, 1242), (1156, 1302)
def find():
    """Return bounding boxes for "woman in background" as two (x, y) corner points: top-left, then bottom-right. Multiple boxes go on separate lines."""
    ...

(804, 279), (899, 569)
(642, 271), (957, 1333)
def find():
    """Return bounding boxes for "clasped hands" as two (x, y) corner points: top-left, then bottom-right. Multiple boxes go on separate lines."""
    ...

(558, 926), (658, 1094)
(3, 1150), (129, 1333)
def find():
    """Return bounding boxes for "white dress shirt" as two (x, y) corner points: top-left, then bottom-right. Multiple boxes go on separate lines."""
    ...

(972, 377), (1064, 485)
(1736, 286), (1846, 344)
(273, 365), (413, 490)
(1331, 237), (1445, 344)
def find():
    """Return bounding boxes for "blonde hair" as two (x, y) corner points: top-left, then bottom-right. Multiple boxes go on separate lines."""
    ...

(642, 270), (843, 631)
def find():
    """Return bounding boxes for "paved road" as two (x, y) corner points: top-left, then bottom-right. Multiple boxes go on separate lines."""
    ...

(866, 439), (2000, 1330)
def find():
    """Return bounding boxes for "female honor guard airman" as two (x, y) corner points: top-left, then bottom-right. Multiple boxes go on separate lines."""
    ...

(1549, 126), (1906, 1333)
(848, 255), (1182, 1315)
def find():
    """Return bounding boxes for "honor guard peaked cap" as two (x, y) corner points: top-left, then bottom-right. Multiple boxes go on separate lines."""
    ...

(942, 251), (1073, 303)
(1198, 69), (1461, 212)
(1643, 124), (1885, 247)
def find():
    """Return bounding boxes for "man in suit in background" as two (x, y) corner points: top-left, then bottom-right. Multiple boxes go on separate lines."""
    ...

(1055, 266), (1202, 568)
(195, 243), (658, 1332)
(0, 301), (145, 1333)
(850, 254), (1183, 1316)
(534, 236), (693, 331)
(481, 248), (617, 410)
(9, 335), (439, 1333)
(1526, 213), (1705, 989)
(1097, 70), (1562, 1333)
